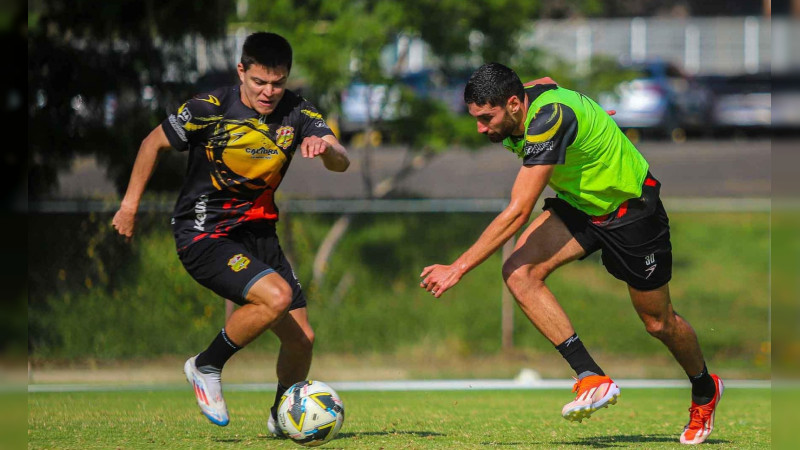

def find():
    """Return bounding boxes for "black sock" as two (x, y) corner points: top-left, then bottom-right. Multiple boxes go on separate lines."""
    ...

(271, 382), (289, 417)
(556, 334), (605, 379)
(689, 363), (715, 405)
(195, 328), (241, 373)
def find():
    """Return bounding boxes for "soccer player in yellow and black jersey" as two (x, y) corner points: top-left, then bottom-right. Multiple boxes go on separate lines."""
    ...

(112, 32), (349, 434)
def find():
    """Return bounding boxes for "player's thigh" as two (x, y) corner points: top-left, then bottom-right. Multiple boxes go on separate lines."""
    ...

(271, 307), (314, 347)
(504, 209), (585, 279)
(178, 237), (279, 305)
(629, 283), (674, 320)
(252, 231), (308, 311)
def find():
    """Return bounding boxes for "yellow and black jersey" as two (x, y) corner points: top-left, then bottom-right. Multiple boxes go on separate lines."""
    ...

(162, 85), (334, 250)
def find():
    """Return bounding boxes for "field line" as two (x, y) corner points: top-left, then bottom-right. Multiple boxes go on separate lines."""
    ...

(26, 378), (770, 393)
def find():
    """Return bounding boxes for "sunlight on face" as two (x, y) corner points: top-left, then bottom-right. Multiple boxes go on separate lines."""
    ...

(467, 102), (517, 143)
(238, 63), (289, 116)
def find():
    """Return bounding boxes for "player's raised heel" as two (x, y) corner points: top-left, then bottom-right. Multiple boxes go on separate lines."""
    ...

(561, 375), (620, 423)
(680, 374), (724, 445)
(183, 356), (230, 426)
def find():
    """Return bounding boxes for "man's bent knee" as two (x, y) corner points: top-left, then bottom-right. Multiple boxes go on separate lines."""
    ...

(246, 275), (293, 316)
(641, 313), (675, 339)
(503, 259), (549, 287)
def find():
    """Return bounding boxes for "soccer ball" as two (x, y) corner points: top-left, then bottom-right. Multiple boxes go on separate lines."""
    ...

(276, 380), (345, 447)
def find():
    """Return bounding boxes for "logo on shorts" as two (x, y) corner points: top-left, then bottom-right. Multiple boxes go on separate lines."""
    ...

(228, 254), (251, 272)
(644, 253), (657, 279)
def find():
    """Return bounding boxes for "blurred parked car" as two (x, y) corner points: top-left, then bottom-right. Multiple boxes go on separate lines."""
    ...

(339, 69), (469, 139)
(772, 73), (800, 131)
(699, 72), (771, 132)
(599, 59), (713, 141)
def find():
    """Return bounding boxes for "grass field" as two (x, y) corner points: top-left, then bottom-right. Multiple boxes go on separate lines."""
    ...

(29, 387), (770, 449)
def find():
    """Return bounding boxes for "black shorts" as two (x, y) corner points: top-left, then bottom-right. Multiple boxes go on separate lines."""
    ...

(544, 197), (672, 291)
(177, 223), (307, 308)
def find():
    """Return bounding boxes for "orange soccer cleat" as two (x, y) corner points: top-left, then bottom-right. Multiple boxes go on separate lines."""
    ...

(680, 374), (724, 445)
(561, 374), (620, 422)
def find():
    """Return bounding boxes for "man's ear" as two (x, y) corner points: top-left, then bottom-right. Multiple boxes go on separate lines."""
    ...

(506, 95), (522, 114)
(237, 63), (246, 83)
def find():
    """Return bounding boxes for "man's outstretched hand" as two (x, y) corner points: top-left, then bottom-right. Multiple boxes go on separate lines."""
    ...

(419, 264), (463, 299)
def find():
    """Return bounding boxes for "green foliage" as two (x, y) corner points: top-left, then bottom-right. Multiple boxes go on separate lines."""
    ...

(240, 0), (542, 150)
(387, 94), (485, 151)
(28, 0), (236, 196)
(29, 212), (769, 375)
(28, 388), (771, 448)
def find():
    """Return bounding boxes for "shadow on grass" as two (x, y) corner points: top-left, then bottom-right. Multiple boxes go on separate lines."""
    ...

(250, 430), (446, 447)
(551, 434), (730, 447)
(337, 430), (446, 439)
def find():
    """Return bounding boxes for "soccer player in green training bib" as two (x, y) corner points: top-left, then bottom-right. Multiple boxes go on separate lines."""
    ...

(420, 63), (722, 445)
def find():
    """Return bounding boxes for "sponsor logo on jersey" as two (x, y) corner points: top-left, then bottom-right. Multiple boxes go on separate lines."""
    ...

(300, 109), (323, 119)
(276, 126), (295, 149)
(523, 140), (555, 157)
(168, 114), (188, 142)
(314, 120), (328, 128)
(178, 105), (192, 124)
(246, 147), (279, 158)
(193, 194), (209, 231)
(227, 254), (251, 272)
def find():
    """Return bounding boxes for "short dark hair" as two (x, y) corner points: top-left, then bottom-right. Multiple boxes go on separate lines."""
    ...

(240, 32), (293, 72)
(464, 62), (524, 107)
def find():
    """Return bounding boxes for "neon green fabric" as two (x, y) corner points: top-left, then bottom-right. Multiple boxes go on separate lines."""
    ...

(504, 86), (649, 216)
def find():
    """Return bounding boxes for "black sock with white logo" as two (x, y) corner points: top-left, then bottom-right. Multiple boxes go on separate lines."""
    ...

(195, 328), (241, 373)
(556, 333), (605, 379)
(689, 363), (716, 405)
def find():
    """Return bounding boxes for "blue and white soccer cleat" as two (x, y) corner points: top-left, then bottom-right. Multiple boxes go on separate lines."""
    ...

(183, 356), (230, 426)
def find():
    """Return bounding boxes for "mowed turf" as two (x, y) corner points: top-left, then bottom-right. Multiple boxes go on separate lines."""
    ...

(29, 387), (769, 449)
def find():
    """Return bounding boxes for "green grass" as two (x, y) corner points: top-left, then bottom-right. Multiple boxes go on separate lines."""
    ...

(29, 387), (770, 449)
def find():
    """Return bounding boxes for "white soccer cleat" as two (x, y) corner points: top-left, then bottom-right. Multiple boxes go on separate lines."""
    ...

(267, 407), (287, 438)
(561, 375), (620, 422)
(183, 356), (229, 426)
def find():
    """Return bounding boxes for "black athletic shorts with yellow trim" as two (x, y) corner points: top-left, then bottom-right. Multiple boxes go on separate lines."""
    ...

(543, 179), (672, 291)
(177, 222), (307, 308)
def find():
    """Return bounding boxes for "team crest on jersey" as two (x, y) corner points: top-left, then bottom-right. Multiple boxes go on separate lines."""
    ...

(276, 126), (295, 149)
(228, 254), (251, 272)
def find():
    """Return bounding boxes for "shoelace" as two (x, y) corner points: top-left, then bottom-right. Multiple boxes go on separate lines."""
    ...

(687, 403), (711, 428)
(571, 377), (582, 394)
(571, 376), (607, 394)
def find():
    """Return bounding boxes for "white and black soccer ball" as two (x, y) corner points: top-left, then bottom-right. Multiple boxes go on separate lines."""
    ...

(276, 380), (345, 447)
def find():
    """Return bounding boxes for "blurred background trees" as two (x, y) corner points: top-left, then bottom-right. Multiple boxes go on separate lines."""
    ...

(28, 0), (236, 198)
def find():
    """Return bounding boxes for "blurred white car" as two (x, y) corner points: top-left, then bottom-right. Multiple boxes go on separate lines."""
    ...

(702, 73), (771, 129)
(599, 59), (713, 139)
